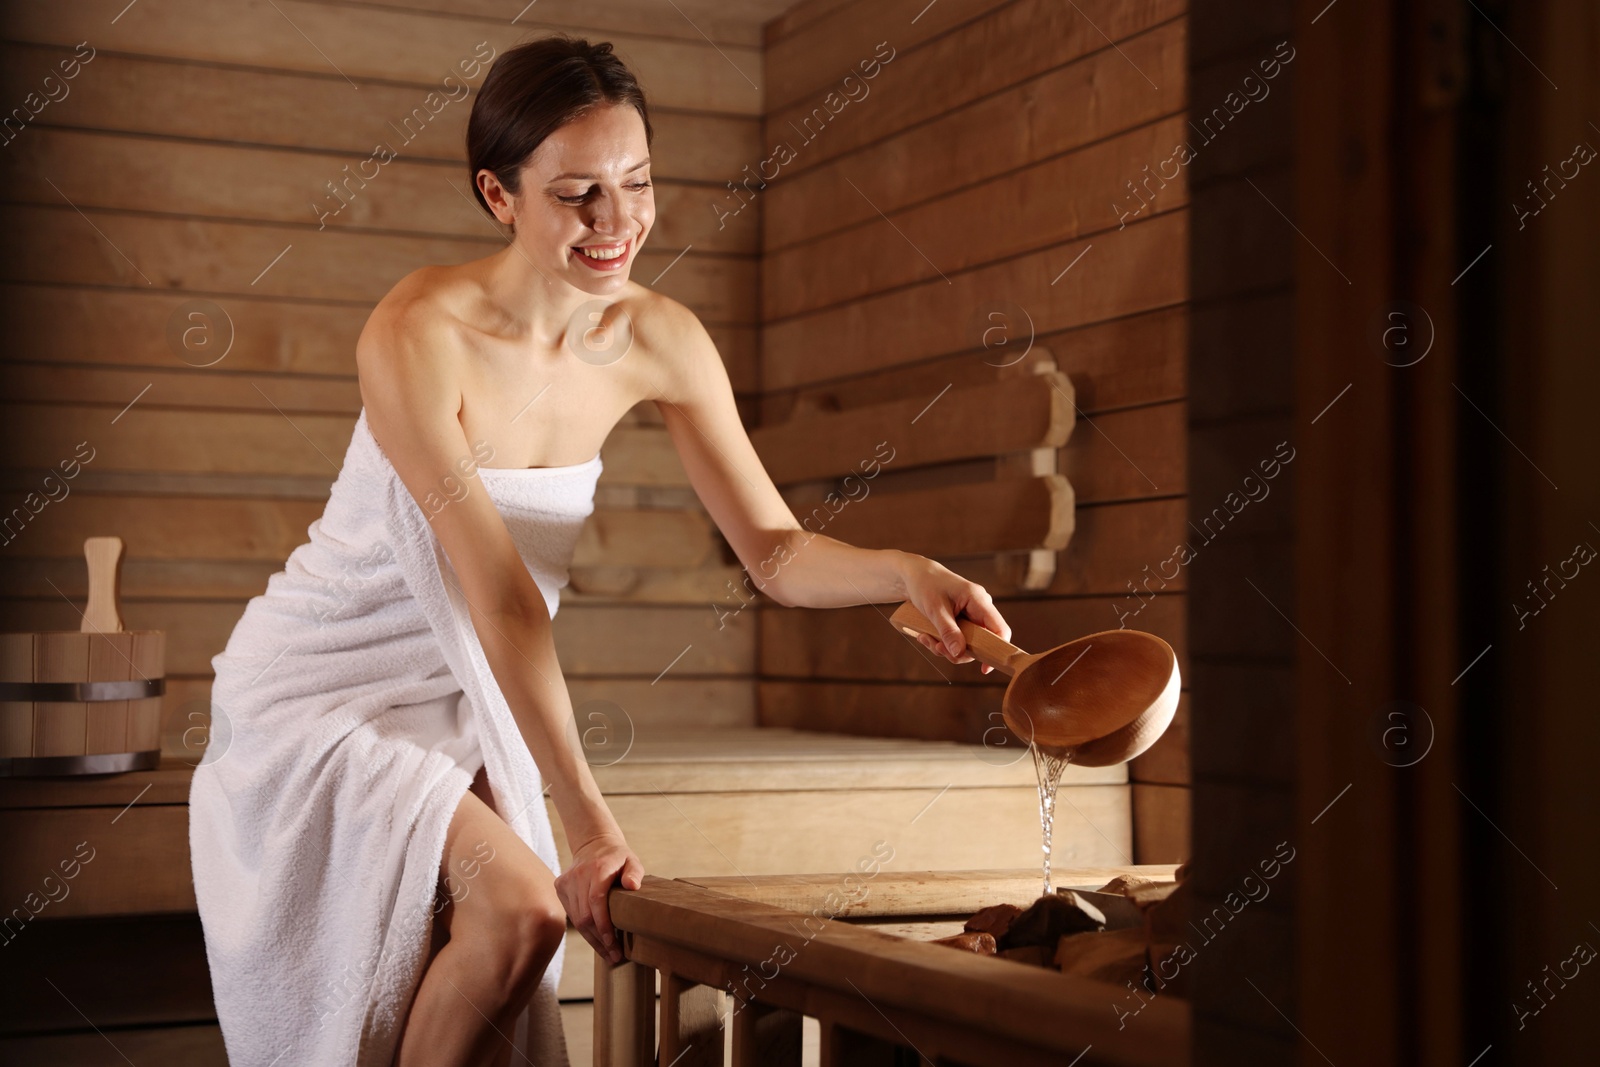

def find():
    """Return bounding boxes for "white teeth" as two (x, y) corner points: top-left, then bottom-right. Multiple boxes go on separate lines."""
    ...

(576, 243), (626, 261)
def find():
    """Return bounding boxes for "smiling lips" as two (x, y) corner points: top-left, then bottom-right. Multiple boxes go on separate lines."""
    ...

(572, 238), (631, 271)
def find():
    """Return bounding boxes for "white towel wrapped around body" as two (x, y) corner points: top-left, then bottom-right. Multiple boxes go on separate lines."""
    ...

(190, 407), (599, 1066)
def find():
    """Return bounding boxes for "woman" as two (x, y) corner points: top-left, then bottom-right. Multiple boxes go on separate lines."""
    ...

(194, 33), (1011, 1067)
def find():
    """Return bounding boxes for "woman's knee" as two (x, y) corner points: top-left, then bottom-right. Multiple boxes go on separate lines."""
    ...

(449, 844), (563, 987)
(472, 873), (565, 999)
(442, 780), (565, 999)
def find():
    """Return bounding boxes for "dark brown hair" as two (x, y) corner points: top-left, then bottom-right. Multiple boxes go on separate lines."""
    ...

(466, 35), (653, 226)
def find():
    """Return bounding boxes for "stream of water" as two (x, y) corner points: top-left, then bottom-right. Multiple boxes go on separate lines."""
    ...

(1029, 742), (1074, 896)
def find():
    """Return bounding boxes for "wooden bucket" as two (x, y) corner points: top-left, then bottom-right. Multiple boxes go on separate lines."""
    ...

(0, 537), (166, 776)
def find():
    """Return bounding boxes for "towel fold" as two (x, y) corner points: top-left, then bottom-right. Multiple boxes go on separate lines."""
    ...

(190, 407), (601, 1066)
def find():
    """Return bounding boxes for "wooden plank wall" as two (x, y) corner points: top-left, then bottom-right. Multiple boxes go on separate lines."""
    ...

(752, 0), (1192, 863)
(0, 0), (779, 756)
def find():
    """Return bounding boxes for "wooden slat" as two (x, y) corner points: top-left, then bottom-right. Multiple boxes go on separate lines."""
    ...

(762, 210), (1186, 390)
(587, 726), (1123, 793)
(1130, 693), (1191, 786)
(761, 0), (1185, 181)
(0, 759), (195, 809)
(573, 510), (714, 569)
(0, 42), (762, 179)
(565, 564), (748, 605)
(553, 605), (754, 677)
(732, 999), (803, 1067)
(7, 0), (764, 115)
(0, 282), (364, 376)
(761, 306), (1185, 423)
(2, 405), (352, 480)
(762, 0), (862, 46)
(5, 364), (363, 417)
(764, 19), (1187, 251)
(763, 116), (1190, 320)
(0, 285), (758, 396)
(327, 0), (779, 48)
(2, 127), (758, 253)
(549, 784), (1133, 875)
(0, 1026), (227, 1066)
(0, 205), (755, 323)
(1061, 402), (1186, 503)
(1131, 783), (1189, 864)
(752, 371), (1074, 484)
(593, 955), (656, 1067)
(594, 426), (691, 487)
(1, 407), (686, 485)
(2, 496), (326, 562)
(1051, 306), (1188, 413)
(789, 475), (1073, 558)
(660, 972), (722, 1067)
(764, 0), (997, 111)
(0, 804), (195, 916)
(564, 679), (754, 728)
(757, 344), (1054, 423)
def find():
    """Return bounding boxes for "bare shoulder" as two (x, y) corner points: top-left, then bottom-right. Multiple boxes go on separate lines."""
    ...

(356, 266), (473, 404)
(626, 286), (722, 393)
(628, 284), (705, 346)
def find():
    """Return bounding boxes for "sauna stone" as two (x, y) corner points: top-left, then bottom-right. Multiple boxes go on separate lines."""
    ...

(930, 930), (998, 954)
(1097, 873), (1158, 896)
(996, 890), (1107, 950)
(963, 902), (1023, 939)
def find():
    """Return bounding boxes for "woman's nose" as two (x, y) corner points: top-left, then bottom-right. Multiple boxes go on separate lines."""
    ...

(589, 196), (622, 235)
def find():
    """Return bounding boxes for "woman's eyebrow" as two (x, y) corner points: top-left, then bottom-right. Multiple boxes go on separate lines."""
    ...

(548, 157), (651, 182)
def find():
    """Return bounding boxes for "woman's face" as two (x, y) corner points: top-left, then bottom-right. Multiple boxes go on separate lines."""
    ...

(490, 102), (655, 296)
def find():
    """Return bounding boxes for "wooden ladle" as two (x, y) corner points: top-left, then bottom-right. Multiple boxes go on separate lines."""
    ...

(889, 603), (1180, 767)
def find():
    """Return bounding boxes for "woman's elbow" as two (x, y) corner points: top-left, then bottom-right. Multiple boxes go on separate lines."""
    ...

(742, 532), (805, 608)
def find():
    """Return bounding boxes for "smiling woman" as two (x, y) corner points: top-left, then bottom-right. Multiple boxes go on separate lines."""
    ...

(466, 38), (655, 268)
(188, 31), (1012, 1067)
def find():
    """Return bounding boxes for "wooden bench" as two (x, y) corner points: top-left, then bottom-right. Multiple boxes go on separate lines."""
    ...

(594, 868), (1187, 1067)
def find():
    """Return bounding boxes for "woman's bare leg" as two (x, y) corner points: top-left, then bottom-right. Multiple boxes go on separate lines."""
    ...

(394, 767), (566, 1067)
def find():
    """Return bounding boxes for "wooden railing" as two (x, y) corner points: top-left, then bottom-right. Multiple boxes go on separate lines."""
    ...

(594, 870), (1188, 1067)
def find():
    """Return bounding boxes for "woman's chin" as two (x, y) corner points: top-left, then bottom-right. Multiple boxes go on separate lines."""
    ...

(569, 269), (630, 295)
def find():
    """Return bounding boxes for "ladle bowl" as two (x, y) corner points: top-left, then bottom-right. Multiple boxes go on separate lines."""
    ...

(889, 603), (1180, 767)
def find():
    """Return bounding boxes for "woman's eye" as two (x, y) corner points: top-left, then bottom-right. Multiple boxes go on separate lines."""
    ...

(555, 181), (648, 204)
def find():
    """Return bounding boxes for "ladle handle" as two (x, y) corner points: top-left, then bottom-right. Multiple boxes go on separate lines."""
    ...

(888, 602), (1032, 676)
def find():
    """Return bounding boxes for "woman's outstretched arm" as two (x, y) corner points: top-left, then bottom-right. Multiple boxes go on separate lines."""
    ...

(642, 296), (1013, 670)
